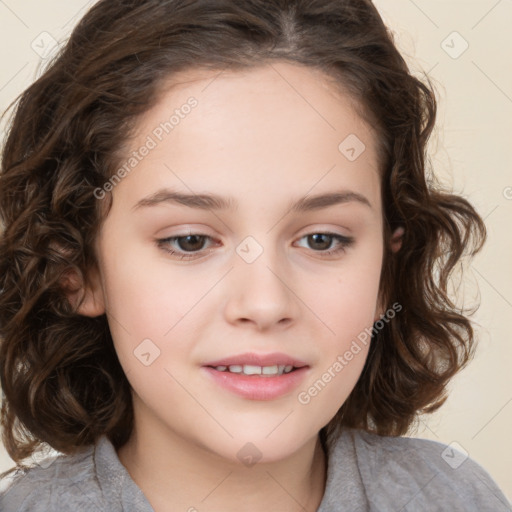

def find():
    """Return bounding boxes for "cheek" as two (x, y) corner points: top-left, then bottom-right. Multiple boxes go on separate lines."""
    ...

(296, 246), (381, 415)
(99, 255), (206, 389)
(100, 242), (209, 337)
(295, 337), (370, 436)
(306, 256), (382, 342)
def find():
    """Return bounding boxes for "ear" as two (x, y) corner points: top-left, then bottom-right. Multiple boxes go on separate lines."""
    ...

(390, 226), (405, 253)
(373, 301), (384, 324)
(61, 265), (106, 317)
(373, 226), (405, 322)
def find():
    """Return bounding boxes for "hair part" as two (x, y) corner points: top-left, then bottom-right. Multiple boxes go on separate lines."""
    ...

(0, 0), (486, 475)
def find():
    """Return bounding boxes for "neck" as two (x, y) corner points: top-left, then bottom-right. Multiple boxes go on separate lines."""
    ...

(117, 411), (328, 511)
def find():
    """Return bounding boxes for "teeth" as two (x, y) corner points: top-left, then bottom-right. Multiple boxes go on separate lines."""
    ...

(244, 365), (263, 375)
(214, 364), (296, 376)
(262, 365), (278, 375)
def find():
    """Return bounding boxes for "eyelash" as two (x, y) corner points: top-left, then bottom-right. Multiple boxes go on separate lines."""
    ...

(156, 232), (355, 260)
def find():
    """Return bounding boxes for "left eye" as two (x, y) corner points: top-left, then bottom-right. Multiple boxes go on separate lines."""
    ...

(295, 233), (354, 255)
(157, 232), (354, 260)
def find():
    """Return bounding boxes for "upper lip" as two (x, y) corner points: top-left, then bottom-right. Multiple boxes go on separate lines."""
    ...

(203, 352), (308, 368)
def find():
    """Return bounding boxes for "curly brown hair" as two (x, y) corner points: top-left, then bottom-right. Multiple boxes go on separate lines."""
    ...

(0, 0), (486, 476)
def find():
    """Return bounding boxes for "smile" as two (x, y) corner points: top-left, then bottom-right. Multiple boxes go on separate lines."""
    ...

(211, 364), (296, 376)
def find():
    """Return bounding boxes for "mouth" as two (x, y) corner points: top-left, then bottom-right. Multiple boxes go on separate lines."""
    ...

(201, 352), (310, 400)
(202, 352), (308, 375)
(206, 364), (302, 377)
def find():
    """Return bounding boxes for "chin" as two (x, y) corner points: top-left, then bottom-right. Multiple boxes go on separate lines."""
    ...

(200, 429), (315, 466)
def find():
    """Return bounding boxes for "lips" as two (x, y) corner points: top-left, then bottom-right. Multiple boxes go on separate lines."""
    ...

(201, 352), (310, 400)
(201, 365), (309, 400)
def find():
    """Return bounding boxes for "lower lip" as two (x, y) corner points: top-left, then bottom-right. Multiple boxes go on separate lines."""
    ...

(201, 366), (309, 400)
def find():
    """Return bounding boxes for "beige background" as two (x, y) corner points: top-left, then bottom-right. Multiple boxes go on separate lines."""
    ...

(0, 0), (511, 503)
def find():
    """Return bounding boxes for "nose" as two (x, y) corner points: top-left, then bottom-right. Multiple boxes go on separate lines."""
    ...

(223, 242), (299, 331)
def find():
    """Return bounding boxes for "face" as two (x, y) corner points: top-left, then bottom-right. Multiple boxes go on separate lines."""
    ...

(79, 61), (400, 463)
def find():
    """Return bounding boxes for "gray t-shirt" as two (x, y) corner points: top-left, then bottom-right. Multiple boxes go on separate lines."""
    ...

(0, 428), (510, 511)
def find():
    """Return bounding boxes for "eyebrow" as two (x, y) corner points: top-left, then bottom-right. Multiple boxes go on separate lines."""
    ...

(131, 188), (372, 213)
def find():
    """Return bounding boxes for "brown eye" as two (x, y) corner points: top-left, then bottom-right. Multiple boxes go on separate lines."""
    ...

(174, 234), (208, 252)
(157, 233), (216, 260)
(307, 233), (334, 250)
(296, 232), (355, 257)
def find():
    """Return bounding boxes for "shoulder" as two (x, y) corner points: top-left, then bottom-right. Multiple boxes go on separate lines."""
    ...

(337, 428), (512, 511)
(0, 444), (106, 512)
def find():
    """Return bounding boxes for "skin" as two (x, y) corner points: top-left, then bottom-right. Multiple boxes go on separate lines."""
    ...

(75, 61), (403, 511)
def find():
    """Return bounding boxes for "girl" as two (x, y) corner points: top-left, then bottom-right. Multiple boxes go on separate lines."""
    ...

(0, 0), (510, 510)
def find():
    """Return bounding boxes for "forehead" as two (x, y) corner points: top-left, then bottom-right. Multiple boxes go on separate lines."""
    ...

(113, 61), (382, 216)
(145, 61), (375, 145)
